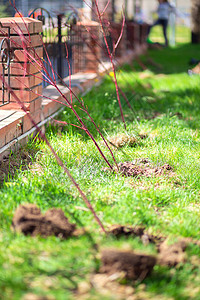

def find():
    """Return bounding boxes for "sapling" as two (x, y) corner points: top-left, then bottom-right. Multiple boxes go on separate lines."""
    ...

(1, 0), (138, 232)
(92, 0), (127, 129)
(7, 3), (118, 172)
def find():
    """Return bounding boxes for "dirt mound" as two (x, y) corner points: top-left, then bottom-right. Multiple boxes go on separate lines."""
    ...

(114, 159), (173, 178)
(108, 134), (139, 148)
(138, 133), (148, 140)
(158, 239), (187, 267)
(108, 225), (164, 247)
(108, 225), (145, 238)
(12, 204), (76, 238)
(100, 249), (156, 281)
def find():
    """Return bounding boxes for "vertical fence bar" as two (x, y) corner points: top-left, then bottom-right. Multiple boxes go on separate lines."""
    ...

(57, 14), (63, 82)
(0, 25), (11, 107)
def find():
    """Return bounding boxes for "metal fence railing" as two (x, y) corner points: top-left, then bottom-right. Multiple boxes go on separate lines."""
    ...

(0, 24), (12, 107)
(28, 8), (76, 87)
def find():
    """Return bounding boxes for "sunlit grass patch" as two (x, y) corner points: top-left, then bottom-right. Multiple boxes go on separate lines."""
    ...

(1, 42), (200, 299)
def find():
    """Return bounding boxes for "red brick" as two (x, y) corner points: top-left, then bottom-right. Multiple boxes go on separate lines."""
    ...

(8, 73), (42, 89)
(34, 97), (42, 112)
(32, 18), (43, 34)
(0, 102), (30, 111)
(41, 103), (49, 119)
(0, 17), (42, 35)
(22, 113), (34, 132)
(0, 85), (42, 102)
(42, 100), (61, 118)
(0, 34), (42, 49)
(0, 115), (24, 146)
(31, 108), (42, 124)
(0, 126), (6, 147)
(14, 47), (43, 62)
(5, 119), (23, 145)
(0, 61), (42, 76)
(29, 97), (42, 113)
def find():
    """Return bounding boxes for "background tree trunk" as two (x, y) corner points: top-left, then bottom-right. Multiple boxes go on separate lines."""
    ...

(191, 0), (200, 43)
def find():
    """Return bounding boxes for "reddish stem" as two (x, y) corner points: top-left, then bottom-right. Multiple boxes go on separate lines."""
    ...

(93, 0), (126, 129)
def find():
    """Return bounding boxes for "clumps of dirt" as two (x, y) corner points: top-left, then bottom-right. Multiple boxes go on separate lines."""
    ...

(100, 249), (156, 281)
(138, 133), (148, 140)
(108, 225), (164, 247)
(108, 134), (139, 148)
(108, 225), (145, 238)
(108, 226), (200, 268)
(158, 239), (187, 267)
(114, 159), (173, 178)
(12, 204), (76, 238)
(157, 237), (200, 267)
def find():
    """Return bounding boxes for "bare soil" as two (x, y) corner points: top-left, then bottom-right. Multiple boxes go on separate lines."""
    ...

(158, 239), (187, 267)
(114, 159), (173, 178)
(108, 134), (139, 148)
(108, 225), (164, 247)
(108, 225), (200, 268)
(100, 249), (156, 281)
(108, 225), (145, 238)
(12, 204), (76, 238)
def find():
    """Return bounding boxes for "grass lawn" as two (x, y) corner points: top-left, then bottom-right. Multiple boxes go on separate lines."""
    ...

(1, 42), (200, 299)
(150, 25), (191, 45)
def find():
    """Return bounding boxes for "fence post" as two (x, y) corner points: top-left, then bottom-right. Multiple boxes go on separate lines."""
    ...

(72, 21), (101, 73)
(0, 17), (43, 129)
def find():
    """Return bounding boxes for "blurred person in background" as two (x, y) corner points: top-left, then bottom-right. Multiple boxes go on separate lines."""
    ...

(147, 0), (175, 46)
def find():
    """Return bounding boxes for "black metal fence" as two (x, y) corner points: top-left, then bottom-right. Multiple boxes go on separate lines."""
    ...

(0, 23), (12, 107)
(28, 8), (75, 88)
(0, 6), (149, 106)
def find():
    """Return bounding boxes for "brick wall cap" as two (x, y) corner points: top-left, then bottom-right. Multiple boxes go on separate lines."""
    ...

(0, 17), (42, 34)
(76, 21), (100, 27)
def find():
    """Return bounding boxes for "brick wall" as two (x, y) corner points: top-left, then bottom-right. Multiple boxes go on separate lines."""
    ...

(0, 17), (43, 123)
(0, 16), (147, 158)
(72, 21), (101, 73)
(0, 17), (45, 152)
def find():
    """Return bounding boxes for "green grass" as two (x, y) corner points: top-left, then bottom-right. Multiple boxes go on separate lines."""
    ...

(150, 25), (191, 45)
(1, 42), (200, 299)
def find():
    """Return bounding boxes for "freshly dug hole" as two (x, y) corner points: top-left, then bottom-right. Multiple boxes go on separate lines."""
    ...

(114, 159), (173, 178)
(100, 249), (156, 281)
(108, 225), (145, 238)
(108, 225), (164, 246)
(12, 204), (76, 238)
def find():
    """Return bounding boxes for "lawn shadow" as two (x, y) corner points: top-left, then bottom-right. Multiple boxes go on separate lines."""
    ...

(145, 266), (190, 300)
(0, 141), (40, 186)
(137, 44), (200, 75)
